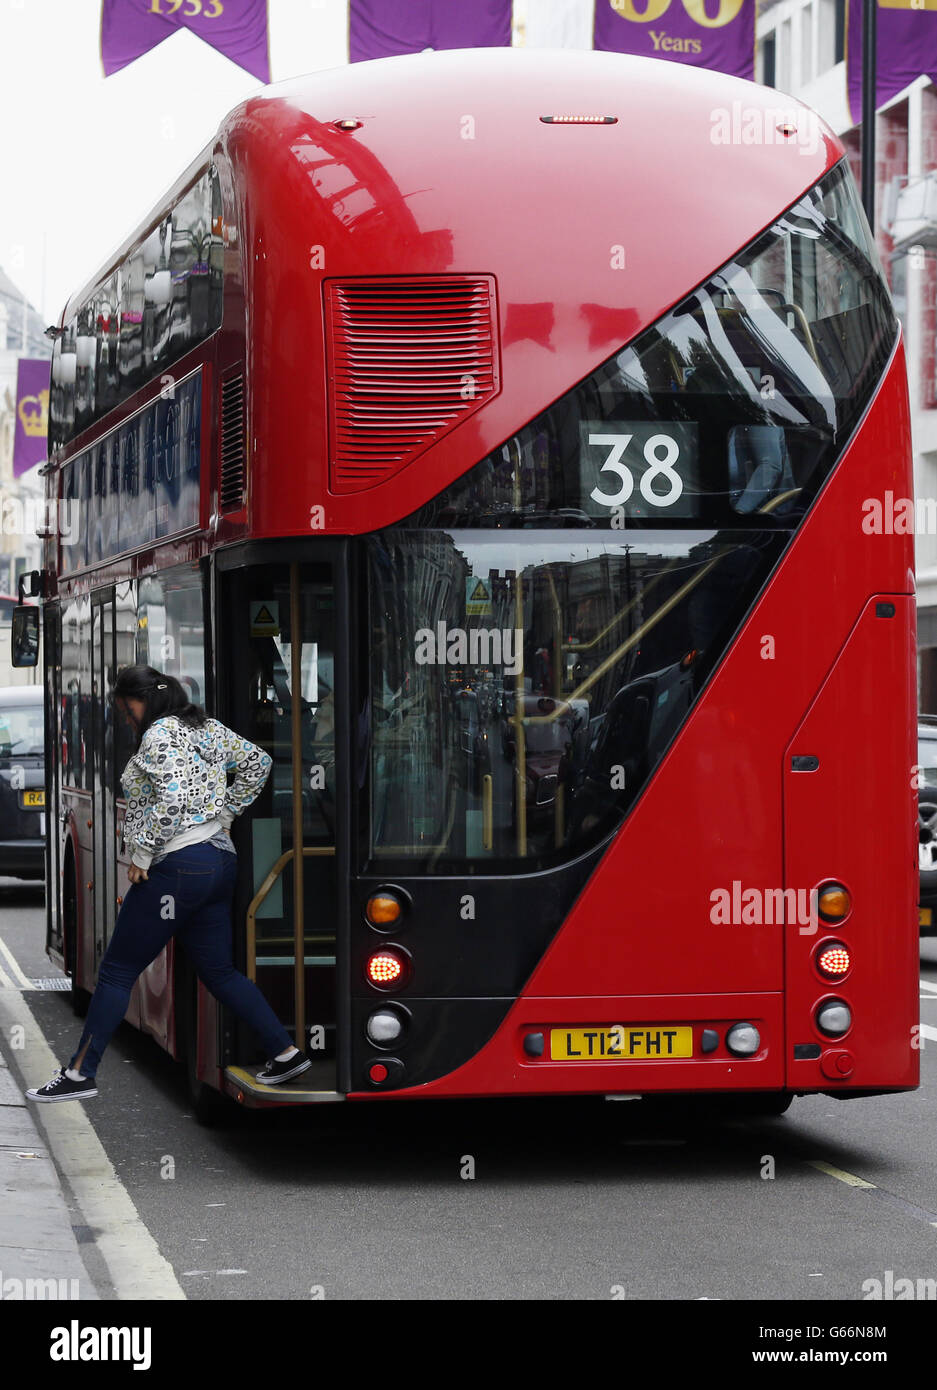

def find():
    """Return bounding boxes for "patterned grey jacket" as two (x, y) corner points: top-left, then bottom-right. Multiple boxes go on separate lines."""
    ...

(120, 715), (272, 869)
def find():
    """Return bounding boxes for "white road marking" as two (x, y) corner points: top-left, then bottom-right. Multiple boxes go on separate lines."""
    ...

(0, 986), (185, 1300)
(919, 978), (937, 995)
(919, 1023), (937, 1043)
(0, 960), (15, 989)
(0, 934), (36, 989)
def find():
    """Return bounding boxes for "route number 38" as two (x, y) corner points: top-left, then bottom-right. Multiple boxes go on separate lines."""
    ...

(588, 432), (684, 508)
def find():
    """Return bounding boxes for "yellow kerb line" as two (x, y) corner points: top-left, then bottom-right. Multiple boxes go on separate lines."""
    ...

(806, 1159), (876, 1189)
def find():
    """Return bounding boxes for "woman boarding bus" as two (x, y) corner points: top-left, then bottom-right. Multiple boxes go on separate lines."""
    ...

(26, 666), (311, 1101)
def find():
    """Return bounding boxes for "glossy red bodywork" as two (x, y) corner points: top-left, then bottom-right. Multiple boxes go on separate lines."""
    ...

(212, 49), (839, 540)
(353, 345), (917, 1099)
(51, 49), (915, 1103)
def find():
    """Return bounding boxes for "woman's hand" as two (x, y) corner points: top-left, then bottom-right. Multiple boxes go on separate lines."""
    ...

(128, 865), (149, 884)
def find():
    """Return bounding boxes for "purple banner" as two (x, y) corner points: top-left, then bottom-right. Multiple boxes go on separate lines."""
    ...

(847, 1), (937, 126)
(13, 359), (49, 478)
(594, 0), (754, 81)
(101, 0), (269, 83)
(349, 0), (512, 63)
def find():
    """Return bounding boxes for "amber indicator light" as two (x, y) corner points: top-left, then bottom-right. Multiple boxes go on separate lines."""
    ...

(367, 893), (402, 926)
(817, 883), (851, 921)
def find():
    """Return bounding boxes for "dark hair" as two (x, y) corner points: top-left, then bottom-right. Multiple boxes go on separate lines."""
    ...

(110, 665), (206, 748)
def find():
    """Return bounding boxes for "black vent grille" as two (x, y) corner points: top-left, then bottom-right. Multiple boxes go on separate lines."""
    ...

(220, 373), (246, 511)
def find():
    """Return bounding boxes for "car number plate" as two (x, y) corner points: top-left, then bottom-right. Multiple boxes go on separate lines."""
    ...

(550, 1026), (693, 1060)
(920, 907), (932, 927)
(22, 790), (45, 808)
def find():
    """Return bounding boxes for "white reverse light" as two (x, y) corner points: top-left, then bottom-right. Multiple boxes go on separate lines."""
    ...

(726, 1023), (761, 1056)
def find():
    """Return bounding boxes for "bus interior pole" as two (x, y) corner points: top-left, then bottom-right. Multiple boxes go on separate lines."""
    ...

(861, 0), (877, 231)
(290, 563), (305, 1054)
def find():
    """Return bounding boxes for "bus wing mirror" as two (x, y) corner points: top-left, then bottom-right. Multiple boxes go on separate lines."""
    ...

(17, 569), (42, 603)
(11, 607), (39, 668)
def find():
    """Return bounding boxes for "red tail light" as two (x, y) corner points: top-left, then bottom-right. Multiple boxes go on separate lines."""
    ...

(366, 948), (410, 990)
(817, 943), (851, 978)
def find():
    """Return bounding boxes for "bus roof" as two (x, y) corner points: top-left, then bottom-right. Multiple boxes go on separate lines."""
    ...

(57, 48), (842, 533)
(62, 47), (839, 334)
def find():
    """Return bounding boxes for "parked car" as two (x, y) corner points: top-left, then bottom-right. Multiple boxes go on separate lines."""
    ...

(918, 718), (937, 935)
(0, 686), (45, 881)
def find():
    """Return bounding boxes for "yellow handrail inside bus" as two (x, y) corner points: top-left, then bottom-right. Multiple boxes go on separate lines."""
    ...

(246, 845), (336, 985)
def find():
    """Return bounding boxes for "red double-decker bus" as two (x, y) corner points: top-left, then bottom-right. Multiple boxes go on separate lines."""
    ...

(31, 48), (917, 1118)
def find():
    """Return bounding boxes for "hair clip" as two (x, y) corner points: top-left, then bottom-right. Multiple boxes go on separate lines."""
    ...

(156, 683), (167, 689)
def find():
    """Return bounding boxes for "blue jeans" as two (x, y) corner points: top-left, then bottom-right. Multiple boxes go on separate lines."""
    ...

(70, 842), (292, 1079)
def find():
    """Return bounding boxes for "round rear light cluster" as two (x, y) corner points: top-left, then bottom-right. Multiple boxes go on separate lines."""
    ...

(367, 892), (403, 928)
(363, 890), (413, 1086)
(817, 881), (851, 922)
(811, 883), (853, 1047)
(366, 1008), (406, 1046)
(364, 887), (412, 992)
(726, 1022), (761, 1056)
(816, 999), (852, 1038)
(816, 942), (850, 979)
(366, 948), (408, 988)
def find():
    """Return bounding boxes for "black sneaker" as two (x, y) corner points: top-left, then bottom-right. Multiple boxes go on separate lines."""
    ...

(26, 1069), (98, 1103)
(255, 1053), (312, 1085)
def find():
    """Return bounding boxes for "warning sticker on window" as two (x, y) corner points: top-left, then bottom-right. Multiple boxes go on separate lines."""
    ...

(465, 576), (492, 616)
(250, 601), (280, 636)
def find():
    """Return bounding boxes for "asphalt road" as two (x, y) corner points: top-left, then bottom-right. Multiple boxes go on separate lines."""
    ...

(3, 877), (937, 1302)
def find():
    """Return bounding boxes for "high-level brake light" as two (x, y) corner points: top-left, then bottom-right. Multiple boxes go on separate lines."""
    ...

(539, 115), (618, 124)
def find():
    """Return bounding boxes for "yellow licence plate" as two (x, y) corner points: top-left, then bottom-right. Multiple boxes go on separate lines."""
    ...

(22, 790), (45, 808)
(920, 907), (933, 927)
(550, 1026), (693, 1061)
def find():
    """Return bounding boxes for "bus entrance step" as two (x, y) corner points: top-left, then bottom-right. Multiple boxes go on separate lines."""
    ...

(224, 1062), (342, 1104)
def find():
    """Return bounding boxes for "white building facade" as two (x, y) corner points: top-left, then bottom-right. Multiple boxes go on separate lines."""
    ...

(757, 0), (937, 708)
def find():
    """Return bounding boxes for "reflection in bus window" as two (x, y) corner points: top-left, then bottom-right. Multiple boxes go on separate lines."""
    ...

(49, 167), (223, 452)
(727, 425), (795, 514)
(366, 528), (786, 872)
(409, 162), (895, 534)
